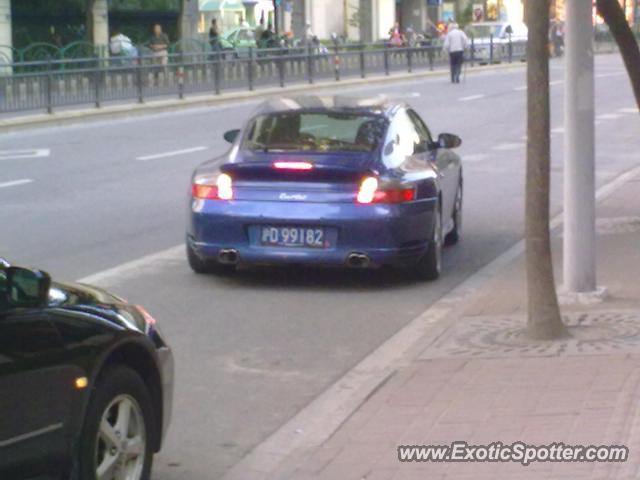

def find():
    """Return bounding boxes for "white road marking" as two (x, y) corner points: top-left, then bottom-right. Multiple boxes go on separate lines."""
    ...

(0, 149), (50, 161)
(596, 72), (624, 78)
(393, 92), (421, 98)
(0, 179), (33, 189)
(515, 80), (561, 91)
(458, 94), (485, 102)
(597, 113), (622, 120)
(77, 245), (184, 286)
(492, 142), (525, 151)
(618, 107), (637, 114)
(136, 146), (208, 161)
(551, 127), (565, 134)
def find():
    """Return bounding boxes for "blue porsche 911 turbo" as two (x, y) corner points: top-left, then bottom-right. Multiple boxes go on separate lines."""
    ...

(187, 95), (463, 280)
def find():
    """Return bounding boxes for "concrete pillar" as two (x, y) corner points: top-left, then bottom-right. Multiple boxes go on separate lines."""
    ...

(290, 0), (306, 37)
(359, 0), (373, 42)
(243, 0), (259, 26)
(563, 0), (597, 293)
(0, 0), (12, 65)
(283, 1), (293, 34)
(374, 0), (395, 41)
(92, 0), (109, 52)
(400, 0), (426, 32)
(180, 0), (201, 42)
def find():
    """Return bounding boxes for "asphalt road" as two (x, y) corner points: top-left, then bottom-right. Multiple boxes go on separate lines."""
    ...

(1, 55), (639, 479)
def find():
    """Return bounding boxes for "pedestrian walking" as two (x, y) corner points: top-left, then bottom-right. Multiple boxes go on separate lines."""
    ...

(550, 19), (564, 57)
(260, 22), (276, 48)
(209, 19), (221, 61)
(255, 17), (265, 46)
(443, 22), (469, 84)
(389, 22), (404, 47)
(304, 23), (315, 46)
(209, 19), (220, 49)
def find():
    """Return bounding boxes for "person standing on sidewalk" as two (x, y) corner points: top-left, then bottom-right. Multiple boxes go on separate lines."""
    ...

(149, 24), (170, 86)
(149, 24), (170, 66)
(443, 23), (469, 84)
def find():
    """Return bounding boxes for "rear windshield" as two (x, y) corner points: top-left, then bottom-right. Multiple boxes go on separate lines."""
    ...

(243, 112), (388, 153)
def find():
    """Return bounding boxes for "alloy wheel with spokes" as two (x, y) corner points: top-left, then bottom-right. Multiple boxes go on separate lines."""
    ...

(445, 179), (463, 246)
(415, 204), (443, 281)
(96, 395), (147, 480)
(79, 366), (154, 480)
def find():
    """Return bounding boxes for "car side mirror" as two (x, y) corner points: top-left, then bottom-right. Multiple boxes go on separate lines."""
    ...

(224, 129), (240, 144)
(437, 133), (462, 149)
(5, 267), (51, 309)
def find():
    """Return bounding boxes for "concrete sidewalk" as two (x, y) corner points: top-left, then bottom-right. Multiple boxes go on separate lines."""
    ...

(262, 168), (640, 480)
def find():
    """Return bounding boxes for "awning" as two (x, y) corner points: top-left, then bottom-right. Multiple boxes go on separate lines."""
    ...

(200, 0), (245, 12)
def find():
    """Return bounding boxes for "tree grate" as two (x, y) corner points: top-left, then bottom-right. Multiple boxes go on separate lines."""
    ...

(420, 311), (640, 359)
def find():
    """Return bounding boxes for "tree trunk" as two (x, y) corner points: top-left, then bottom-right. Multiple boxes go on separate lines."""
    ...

(524, 0), (568, 340)
(86, 0), (96, 43)
(597, 0), (640, 111)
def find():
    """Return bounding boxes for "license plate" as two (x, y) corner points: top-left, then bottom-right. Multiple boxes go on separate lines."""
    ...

(260, 226), (324, 248)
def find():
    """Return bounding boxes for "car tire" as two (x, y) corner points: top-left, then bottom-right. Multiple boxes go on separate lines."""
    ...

(78, 365), (155, 480)
(187, 243), (236, 275)
(415, 204), (443, 281)
(445, 178), (463, 246)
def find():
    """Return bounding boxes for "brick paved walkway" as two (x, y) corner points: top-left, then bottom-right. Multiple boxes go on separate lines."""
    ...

(270, 169), (640, 479)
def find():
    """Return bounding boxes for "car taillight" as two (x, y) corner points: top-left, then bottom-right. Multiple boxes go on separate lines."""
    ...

(357, 177), (379, 203)
(192, 173), (233, 200)
(356, 176), (415, 204)
(273, 161), (314, 170)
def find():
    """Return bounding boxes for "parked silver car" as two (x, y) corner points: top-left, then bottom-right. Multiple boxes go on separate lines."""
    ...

(465, 22), (528, 63)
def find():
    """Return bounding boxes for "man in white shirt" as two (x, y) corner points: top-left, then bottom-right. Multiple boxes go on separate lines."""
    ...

(443, 23), (470, 83)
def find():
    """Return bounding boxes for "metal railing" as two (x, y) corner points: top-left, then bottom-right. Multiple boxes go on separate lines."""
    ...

(0, 38), (533, 115)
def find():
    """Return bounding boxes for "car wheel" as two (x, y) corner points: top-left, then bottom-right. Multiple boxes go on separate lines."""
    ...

(187, 243), (236, 275)
(78, 366), (154, 480)
(415, 204), (443, 281)
(445, 179), (463, 246)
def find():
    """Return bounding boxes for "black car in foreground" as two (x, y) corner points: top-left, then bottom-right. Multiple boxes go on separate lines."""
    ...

(0, 260), (173, 480)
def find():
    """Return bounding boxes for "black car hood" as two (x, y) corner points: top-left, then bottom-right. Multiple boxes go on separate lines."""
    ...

(48, 280), (146, 332)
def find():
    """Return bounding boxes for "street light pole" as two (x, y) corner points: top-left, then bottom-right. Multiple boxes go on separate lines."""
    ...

(563, 0), (597, 293)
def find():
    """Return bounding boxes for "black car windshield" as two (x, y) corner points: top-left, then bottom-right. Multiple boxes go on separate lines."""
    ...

(243, 112), (388, 153)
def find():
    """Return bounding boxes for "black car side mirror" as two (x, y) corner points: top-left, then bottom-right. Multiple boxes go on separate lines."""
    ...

(5, 267), (51, 308)
(224, 129), (241, 144)
(437, 133), (462, 149)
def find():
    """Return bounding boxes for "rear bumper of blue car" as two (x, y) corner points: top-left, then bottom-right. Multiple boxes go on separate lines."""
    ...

(187, 197), (438, 267)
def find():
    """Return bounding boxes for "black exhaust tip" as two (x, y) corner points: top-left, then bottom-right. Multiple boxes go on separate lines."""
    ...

(218, 248), (239, 265)
(347, 253), (370, 269)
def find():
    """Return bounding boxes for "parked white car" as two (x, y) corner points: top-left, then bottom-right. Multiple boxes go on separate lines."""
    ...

(465, 22), (528, 63)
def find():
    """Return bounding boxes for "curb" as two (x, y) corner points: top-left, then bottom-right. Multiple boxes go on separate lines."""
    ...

(221, 163), (640, 480)
(0, 62), (526, 134)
